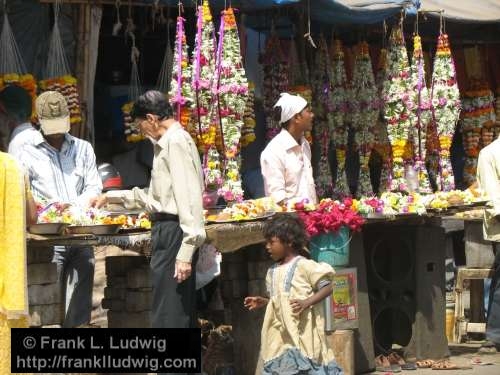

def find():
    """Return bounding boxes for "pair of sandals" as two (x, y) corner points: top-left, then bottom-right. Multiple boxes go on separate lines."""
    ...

(375, 352), (417, 372)
(415, 359), (472, 370)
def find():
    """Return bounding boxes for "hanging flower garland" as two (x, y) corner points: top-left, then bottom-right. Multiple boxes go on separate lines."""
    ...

(214, 7), (249, 203)
(169, 15), (194, 134)
(409, 35), (433, 193)
(262, 35), (288, 141)
(461, 79), (495, 185)
(382, 26), (413, 192)
(240, 81), (256, 147)
(430, 33), (461, 191)
(0, 73), (37, 122)
(311, 36), (334, 199)
(373, 48), (392, 193)
(351, 41), (379, 197)
(39, 75), (82, 125)
(330, 39), (350, 197)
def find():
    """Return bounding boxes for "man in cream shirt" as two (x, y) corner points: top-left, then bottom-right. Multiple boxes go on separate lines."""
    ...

(93, 92), (205, 369)
(260, 93), (317, 204)
(477, 135), (500, 352)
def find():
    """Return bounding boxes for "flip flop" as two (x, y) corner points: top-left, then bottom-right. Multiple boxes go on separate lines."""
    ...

(416, 359), (435, 368)
(375, 354), (393, 373)
(387, 352), (417, 370)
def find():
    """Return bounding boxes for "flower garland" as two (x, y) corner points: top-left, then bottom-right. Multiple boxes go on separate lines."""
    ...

(0, 73), (37, 122)
(262, 35), (288, 141)
(373, 48), (392, 193)
(409, 35), (432, 193)
(330, 39), (350, 197)
(430, 33), (461, 191)
(382, 26), (413, 192)
(169, 15), (194, 134)
(122, 101), (144, 142)
(351, 41), (379, 197)
(461, 79), (495, 185)
(214, 7), (248, 203)
(240, 81), (256, 147)
(310, 36), (334, 199)
(39, 75), (82, 125)
(192, 0), (217, 150)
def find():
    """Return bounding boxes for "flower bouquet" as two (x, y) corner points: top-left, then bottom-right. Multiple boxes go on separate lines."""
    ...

(351, 41), (379, 197)
(330, 40), (350, 198)
(382, 26), (413, 192)
(311, 36), (334, 199)
(430, 33), (461, 191)
(297, 198), (364, 267)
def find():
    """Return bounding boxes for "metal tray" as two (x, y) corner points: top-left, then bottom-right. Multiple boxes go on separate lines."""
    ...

(66, 224), (122, 235)
(29, 223), (69, 235)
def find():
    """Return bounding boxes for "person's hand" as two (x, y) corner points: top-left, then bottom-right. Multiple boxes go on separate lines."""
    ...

(90, 194), (107, 208)
(289, 298), (310, 315)
(174, 260), (192, 283)
(244, 296), (268, 311)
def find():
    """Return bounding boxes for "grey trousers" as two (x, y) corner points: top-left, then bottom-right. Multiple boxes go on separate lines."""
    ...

(150, 220), (198, 375)
(53, 246), (95, 328)
(487, 242), (500, 344)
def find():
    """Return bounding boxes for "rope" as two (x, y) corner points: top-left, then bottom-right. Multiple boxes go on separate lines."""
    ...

(155, 11), (172, 94)
(112, 0), (122, 36)
(44, 0), (71, 78)
(0, 12), (27, 74)
(303, 0), (316, 48)
(126, 12), (141, 102)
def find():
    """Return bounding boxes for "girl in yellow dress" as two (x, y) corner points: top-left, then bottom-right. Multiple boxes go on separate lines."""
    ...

(0, 102), (37, 374)
(244, 214), (343, 374)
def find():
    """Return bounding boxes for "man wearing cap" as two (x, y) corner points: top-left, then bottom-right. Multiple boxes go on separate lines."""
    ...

(260, 92), (317, 204)
(19, 91), (102, 327)
(0, 85), (36, 159)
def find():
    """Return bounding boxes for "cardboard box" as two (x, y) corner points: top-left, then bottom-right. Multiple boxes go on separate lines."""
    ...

(325, 267), (358, 331)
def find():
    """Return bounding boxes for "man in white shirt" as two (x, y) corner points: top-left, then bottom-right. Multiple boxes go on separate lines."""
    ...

(260, 93), (317, 204)
(477, 135), (500, 351)
(0, 85), (36, 159)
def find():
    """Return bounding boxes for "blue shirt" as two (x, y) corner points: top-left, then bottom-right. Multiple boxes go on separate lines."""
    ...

(8, 122), (37, 160)
(19, 131), (102, 206)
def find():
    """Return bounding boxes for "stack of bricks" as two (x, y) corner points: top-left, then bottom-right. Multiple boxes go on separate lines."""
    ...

(27, 246), (62, 327)
(103, 255), (152, 328)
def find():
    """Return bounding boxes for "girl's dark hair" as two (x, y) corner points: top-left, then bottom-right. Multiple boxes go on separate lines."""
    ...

(263, 214), (309, 256)
(130, 90), (173, 120)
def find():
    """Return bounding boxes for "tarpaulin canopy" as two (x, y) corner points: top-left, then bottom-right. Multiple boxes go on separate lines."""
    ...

(419, 0), (500, 23)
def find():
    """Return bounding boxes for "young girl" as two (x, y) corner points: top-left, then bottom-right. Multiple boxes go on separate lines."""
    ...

(244, 214), (343, 374)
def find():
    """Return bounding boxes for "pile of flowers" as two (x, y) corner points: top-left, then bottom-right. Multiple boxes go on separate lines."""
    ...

(382, 26), (413, 192)
(331, 39), (350, 197)
(380, 191), (427, 215)
(0, 73), (37, 122)
(351, 41), (379, 197)
(214, 7), (248, 202)
(461, 79), (495, 185)
(409, 35), (432, 193)
(353, 197), (386, 216)
(430, 33), (461, 191)
(296, 198), (365, 237)
(169, 15), (194, 133)
(39, 75), (81, 125)
(311, 36), (334, 199)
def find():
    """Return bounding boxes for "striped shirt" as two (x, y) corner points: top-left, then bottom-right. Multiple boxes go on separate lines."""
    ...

(19, 131), (102, 207)
(8, 122), (37, 160)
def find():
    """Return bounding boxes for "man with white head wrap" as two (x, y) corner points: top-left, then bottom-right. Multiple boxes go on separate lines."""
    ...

(260, 93), (317, 204)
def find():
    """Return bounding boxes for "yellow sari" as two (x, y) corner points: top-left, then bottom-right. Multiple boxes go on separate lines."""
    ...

(0, 152), (29, 375)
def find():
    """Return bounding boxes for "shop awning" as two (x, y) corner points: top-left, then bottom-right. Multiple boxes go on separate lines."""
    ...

(419, 0), (500, 23)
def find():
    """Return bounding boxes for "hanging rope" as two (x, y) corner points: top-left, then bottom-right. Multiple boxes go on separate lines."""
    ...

(112, 0), (122, 36)
(303, 0), (316, 48)
(126, 10), (141, 102)
(44, 0), (71, 78)
(156, 10), (173, 94)
(0, 11), (27, 74)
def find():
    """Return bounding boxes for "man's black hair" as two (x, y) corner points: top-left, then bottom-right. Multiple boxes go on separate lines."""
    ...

(130, 90), (174, 121)
(263, 213), (309, 254)
(0, 85), (32, 123)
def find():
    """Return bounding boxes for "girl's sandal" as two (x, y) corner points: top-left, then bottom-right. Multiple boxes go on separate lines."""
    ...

(388, 352), (417, 370)
(431, 359), (472, 370)
(416, 359), (435, 368)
